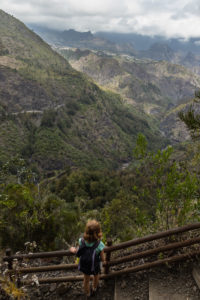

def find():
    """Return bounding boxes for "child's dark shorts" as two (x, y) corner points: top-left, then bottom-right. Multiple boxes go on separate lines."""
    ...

(80, 263), (101, 275)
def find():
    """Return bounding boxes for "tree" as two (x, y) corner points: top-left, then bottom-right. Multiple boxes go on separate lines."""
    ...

(101, 192), (139, 241)
(0, 183), (39, 249)
(132, 134), (200, 231)
(178, 91), (200, 139)
(133, 133), (147, 159)
(0, 183), (81, 250)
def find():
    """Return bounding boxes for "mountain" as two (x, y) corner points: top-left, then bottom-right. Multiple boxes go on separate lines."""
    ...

(180, 52), (200, 75)
(59, 48), (200, 113)
(139, 43), (175, 61)
(29, 26), (136, 56)
(0, 10), (166, 173)
(95, 32), (200, 75)
(30, 26), (200, 75)
(139, 43), (200, 75)
(57, 48), (200, 142)
(23, 24), (200, 143)
(95, 32), (200, 54)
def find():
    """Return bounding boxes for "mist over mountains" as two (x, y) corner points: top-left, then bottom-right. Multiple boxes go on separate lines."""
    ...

(30, 25), (200, 52)
(30, 26), (200, 75)
(28, 25), (200, 144)
(0, 9), (200, 173)
(96, 31), (200, 53)
(30, 26), (200, 54)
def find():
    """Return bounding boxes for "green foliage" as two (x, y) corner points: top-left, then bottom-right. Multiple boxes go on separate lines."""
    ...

(53, 170), (120, 210)
(133, 135), (200, 230)
(0, 182), (81, 250)
(111, 104), (149, 136)
(1, 10), (200, 251)
(41, 110), (57, 127)
(101, 192), (138, 241)
(0, 275), (26, 300)
(194, 89), (200, 99)
(0, 156), (36, 185)
(0, 183), (38, 249)
(1, 134), (200, 250)
(0, 10), (168, 173)
(179, 106), (200, 139)
(34, 194), (81, 249)
(178, 91), (200, 139)
(0, 38), (9, 56)
(133, 133), (147, 159)
(66, 101), (80, 115)
(154, 159), (199, 229)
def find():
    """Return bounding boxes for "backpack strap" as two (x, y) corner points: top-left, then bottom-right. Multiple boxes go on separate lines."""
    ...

(91, 240), (100, 273)
(76, 238), (86, 258)
(81, 238), (85, 247)
(92, 240), (100, 249)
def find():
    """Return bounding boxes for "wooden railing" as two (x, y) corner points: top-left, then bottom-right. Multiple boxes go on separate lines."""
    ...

(3, 222), (200, 285)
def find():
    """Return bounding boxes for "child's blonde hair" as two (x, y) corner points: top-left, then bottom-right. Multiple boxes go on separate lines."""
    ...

(83, 220), (102, 243)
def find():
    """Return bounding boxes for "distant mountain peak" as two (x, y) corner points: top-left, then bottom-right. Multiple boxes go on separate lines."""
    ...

(140, 42), (174, 61)
(61, 29), (93, 41)
(149, 42), (173, 52)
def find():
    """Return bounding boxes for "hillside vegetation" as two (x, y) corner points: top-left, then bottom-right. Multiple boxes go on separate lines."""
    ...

(58, 48), (200, 142)
(0, 11), (200, 259)
(0, 10), (166, 172)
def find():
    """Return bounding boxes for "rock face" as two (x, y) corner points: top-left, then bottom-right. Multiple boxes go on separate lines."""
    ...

(61, 49), (200, 110)
(139, 43), (175, 62)
(58, 48), (200, 143)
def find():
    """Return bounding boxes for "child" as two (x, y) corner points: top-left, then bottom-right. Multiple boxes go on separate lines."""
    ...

(70, 219), (105, 299)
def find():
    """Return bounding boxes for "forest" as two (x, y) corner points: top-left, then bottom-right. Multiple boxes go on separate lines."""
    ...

(1, 98), (200, 251)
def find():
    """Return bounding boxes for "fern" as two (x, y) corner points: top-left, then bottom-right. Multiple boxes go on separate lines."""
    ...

(0, 276), (27, 300)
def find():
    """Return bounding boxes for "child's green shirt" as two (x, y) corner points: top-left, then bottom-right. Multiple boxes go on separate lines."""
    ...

(78, 238), (105, 255)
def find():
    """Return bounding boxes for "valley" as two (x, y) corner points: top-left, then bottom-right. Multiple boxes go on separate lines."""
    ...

(57, 47), (199, 142)
(0, 9), (200, 271)
(0, 9), (167, 173)
(1, 2), (200, 299)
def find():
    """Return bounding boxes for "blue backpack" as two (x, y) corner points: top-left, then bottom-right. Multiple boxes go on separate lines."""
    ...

(76, 238), (100, 275)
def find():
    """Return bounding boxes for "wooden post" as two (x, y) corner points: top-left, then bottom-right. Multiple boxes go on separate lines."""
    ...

(5, 249), (13, 281)
(104, 238), (112, 274)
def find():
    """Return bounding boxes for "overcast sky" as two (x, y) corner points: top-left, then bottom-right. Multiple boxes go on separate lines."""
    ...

(1, 0), (200, 39)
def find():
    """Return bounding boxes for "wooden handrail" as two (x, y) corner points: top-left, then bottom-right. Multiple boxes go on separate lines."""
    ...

(103, 249), (200, 279)
(9, 236), (200, 274)
(4, 222), (200, 286)
(21, 249), (200, 284)
(4, 222), (200, 262)
(107, 236), (200, 266)
(3, 250), (73, 261)
(14, 264), (78, 274)
(105, 222), (200, 253)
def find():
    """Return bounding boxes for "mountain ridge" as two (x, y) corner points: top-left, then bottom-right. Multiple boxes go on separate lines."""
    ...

(57, 48), (200, 142)
(0, 10), (166, 173)
(30, 26), (200, 75)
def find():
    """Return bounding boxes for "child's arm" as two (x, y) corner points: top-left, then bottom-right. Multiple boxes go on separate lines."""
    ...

(70, 247), (77, 254)
(100, 249), (105, 263)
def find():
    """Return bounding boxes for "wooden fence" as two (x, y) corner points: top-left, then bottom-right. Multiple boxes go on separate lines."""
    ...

(3, 222), (200, 285)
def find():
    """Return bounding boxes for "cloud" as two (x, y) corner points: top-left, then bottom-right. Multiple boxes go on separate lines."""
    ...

(1, 0), (200, 38)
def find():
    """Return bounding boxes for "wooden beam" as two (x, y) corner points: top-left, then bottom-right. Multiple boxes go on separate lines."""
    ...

(105, 222), (200, 253)
(107, 236), (200, 266)
(22, 250), (200, 284)
(15, 263), (78, 274)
